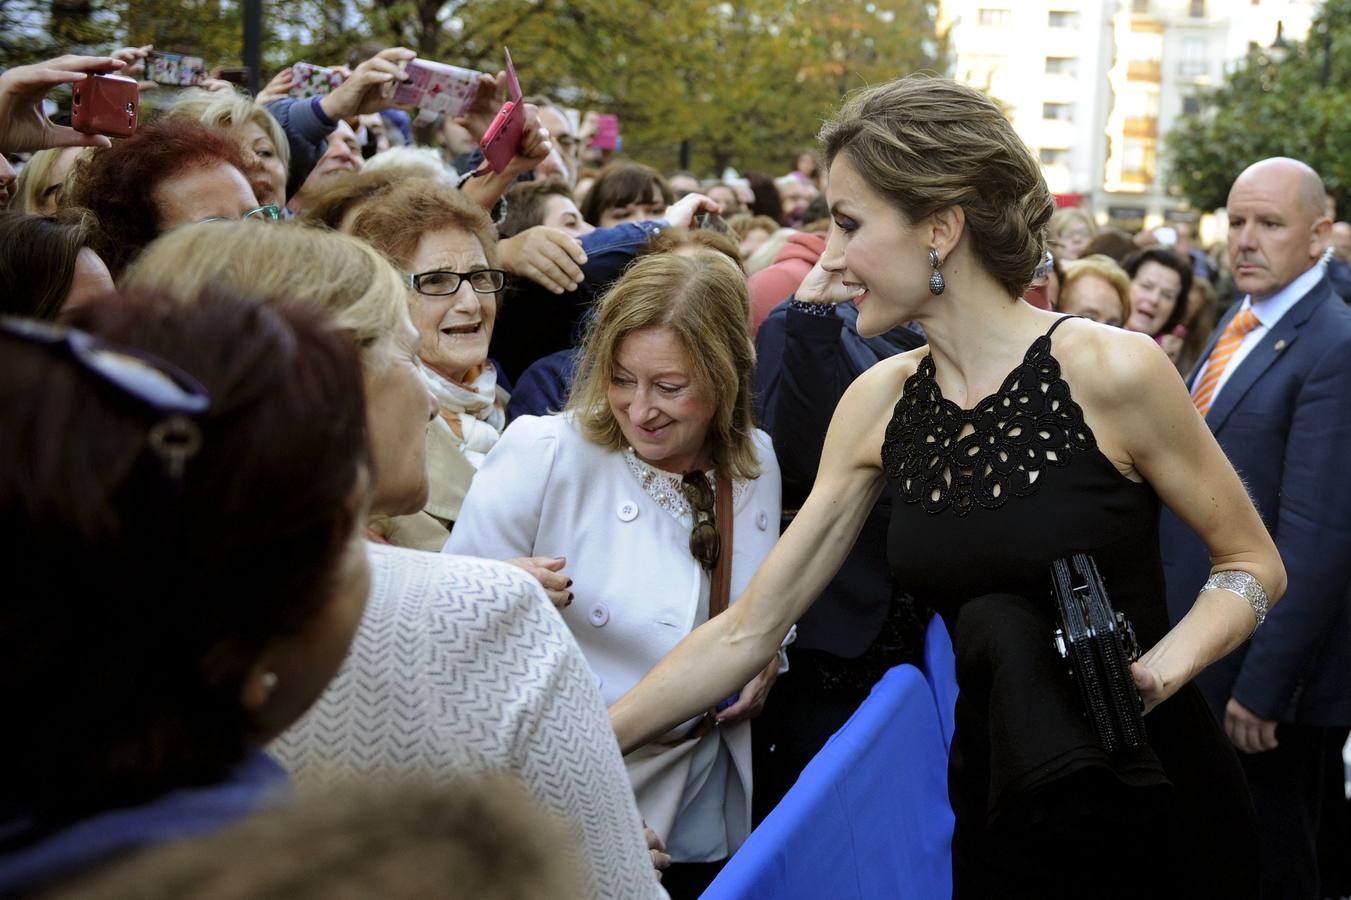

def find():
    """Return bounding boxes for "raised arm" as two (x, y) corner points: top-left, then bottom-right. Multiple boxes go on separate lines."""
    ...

(609, 355), (905, 753)
(1075, 325), (1286, 712)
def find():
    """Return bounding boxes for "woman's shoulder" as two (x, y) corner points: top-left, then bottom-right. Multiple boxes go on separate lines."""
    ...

(842, 344), (929, 413)
(1050, 316), (1175, 412)
(367, 543), (557, 629)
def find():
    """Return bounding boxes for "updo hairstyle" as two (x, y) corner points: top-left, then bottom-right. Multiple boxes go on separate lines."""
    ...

(818, 75), (1055, 299)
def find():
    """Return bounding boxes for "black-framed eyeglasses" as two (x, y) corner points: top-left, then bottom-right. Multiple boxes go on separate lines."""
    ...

(406, 268), (507, 297)
(0, 316), (211, 477)
(681, 470), (721, 573)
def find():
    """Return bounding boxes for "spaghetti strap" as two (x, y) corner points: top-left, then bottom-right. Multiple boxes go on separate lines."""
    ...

(1045, 314), (1081, 338)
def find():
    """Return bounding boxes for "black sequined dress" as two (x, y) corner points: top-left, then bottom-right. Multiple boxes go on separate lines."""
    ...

(883, 317), (1258, 898)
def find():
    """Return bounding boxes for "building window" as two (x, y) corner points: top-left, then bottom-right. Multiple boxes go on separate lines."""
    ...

(1045, 56), (1077, 75)
(1043, 102), (1073, 120)
(1048, 10), (1079, 28)
(1189, 0), (1206, 16)
(1182, 96), (1202, 115)
(1039, 147), (1071, 166)
(1180, 36), (1207, 75)
(1121, 139), (1156, 178)
(977, 8), (1011, 26)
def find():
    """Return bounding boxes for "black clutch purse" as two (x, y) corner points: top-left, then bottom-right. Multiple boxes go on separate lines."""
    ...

(1049, 554), (1146, 753)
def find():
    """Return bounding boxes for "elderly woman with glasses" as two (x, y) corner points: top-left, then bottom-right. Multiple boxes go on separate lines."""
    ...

(346, 182), (520, 543)
(446, 249), (785, 900)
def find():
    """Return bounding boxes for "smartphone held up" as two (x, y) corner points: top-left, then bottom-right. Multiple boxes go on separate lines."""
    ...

(72, 73), (139, 139)
(479, 47), (526, 174)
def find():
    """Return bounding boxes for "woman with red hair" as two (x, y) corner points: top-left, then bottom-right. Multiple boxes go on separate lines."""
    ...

(66, 119), (272, 277)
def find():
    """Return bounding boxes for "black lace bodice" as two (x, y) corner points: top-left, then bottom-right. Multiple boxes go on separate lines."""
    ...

(881, 331), (1096, 517)
(882, 317), (1167, 641)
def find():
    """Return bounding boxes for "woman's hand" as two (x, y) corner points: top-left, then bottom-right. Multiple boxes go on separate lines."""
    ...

(505, 555), (572, 609)
(0, 55), (125, 153)
(1224, 697), (1279, 754)
(643, 821), (671, 875)
(254, 67), (295, 106)
(1130, 660), (1171, 715)
(498, 226), (587, 295)
(319, 47), (413, 121)
(795, 258), (866, 305)
(497, 104), (552, 181)
(110, 44), (153, 91)
(663, 191), (720, 230)
(715, 655), (780, 725)
(455, 71), (505, 144)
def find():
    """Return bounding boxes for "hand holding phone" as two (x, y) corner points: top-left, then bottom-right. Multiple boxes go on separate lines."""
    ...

(71, 73), (139, 139)
(479, 47), (525, 174)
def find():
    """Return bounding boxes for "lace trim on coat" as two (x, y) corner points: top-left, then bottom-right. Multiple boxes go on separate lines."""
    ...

(881, 334), (1095, 517)
(622, 448), (749, 522)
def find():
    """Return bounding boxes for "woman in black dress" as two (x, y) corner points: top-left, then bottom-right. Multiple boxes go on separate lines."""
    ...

(610, 75), (1285, 897)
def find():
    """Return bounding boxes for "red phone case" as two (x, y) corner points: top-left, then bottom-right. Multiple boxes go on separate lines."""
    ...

(71, 73), (139, 139)
(479, 48), (525, 174)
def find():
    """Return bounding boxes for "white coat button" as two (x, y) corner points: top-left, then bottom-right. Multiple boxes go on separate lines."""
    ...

(589, 603), (611, 627)
(617, 501), (638, 522)
(756, 511), (769, 531)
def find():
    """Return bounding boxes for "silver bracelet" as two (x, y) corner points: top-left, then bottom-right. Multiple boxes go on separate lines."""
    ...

(1203, 570), (1269, 627)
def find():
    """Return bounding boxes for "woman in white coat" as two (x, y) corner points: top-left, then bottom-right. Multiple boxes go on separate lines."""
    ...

(446, 248), (784, 899)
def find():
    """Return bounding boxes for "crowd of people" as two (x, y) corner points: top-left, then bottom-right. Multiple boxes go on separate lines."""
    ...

(2, 41), (1350, 900)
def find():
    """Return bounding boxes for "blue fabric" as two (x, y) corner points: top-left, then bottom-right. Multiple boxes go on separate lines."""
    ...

(0, 750), (290, 895)
(263, 97), (337, 199)
(703, 663), (955, 899)
(507, 348), (578, 420)
(921, 614), (957, 752)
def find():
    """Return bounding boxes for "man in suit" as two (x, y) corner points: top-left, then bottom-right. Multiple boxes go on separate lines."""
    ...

(1161, 157), (1351, 900)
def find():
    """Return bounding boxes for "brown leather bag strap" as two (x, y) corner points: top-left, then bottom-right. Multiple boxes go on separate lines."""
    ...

(662, 471), (736, 747)
(709, 470), (734, 619)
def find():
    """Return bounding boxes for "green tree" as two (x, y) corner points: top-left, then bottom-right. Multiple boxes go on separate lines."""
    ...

(1166, 0), (1351, 214)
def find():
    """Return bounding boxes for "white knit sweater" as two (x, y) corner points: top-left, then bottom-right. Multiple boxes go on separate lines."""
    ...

(271, 543), (666, 899)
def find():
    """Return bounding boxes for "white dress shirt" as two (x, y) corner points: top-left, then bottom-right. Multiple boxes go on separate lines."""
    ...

(1194, 264), (1325, 400)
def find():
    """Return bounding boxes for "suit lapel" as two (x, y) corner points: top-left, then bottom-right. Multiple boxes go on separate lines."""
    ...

(1206, 278), (1331, 432)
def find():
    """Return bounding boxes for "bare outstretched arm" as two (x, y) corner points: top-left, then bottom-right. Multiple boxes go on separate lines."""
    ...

(610, 354), (909, 753)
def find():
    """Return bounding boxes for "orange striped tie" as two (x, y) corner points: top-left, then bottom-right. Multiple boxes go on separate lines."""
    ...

(1192, 307), (1261, 417)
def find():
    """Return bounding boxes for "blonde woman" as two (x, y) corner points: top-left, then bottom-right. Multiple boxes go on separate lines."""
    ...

(12, 146), (89, 213)
(609, 76), (1284, 897)
(446, 250), (784, 899)
(167, 89), (290, 209)
(120, 223), (666, 900)
(1047, 206), (1097, 261)
(1057, 254), (1132, 327)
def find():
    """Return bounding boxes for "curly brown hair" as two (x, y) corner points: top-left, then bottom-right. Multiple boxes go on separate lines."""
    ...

(66, 119), (249, 277)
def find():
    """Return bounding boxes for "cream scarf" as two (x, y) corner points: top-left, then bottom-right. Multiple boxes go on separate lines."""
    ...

(421, 363), (507, 469)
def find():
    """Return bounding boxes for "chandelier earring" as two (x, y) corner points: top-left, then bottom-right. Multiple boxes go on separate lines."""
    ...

(928, 248), (946, 296)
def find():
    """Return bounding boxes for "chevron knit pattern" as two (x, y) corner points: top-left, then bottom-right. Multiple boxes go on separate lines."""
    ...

(271, 544), (666, 899)
(1192, 307), (1261, 417)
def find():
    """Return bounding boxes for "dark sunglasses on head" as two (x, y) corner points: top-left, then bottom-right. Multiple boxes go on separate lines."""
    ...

(681, 470), (721, 573)
(0, 316), (211, 477)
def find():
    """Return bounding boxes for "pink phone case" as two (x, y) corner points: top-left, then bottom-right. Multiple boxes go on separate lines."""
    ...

(479, 48), (525, 174)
